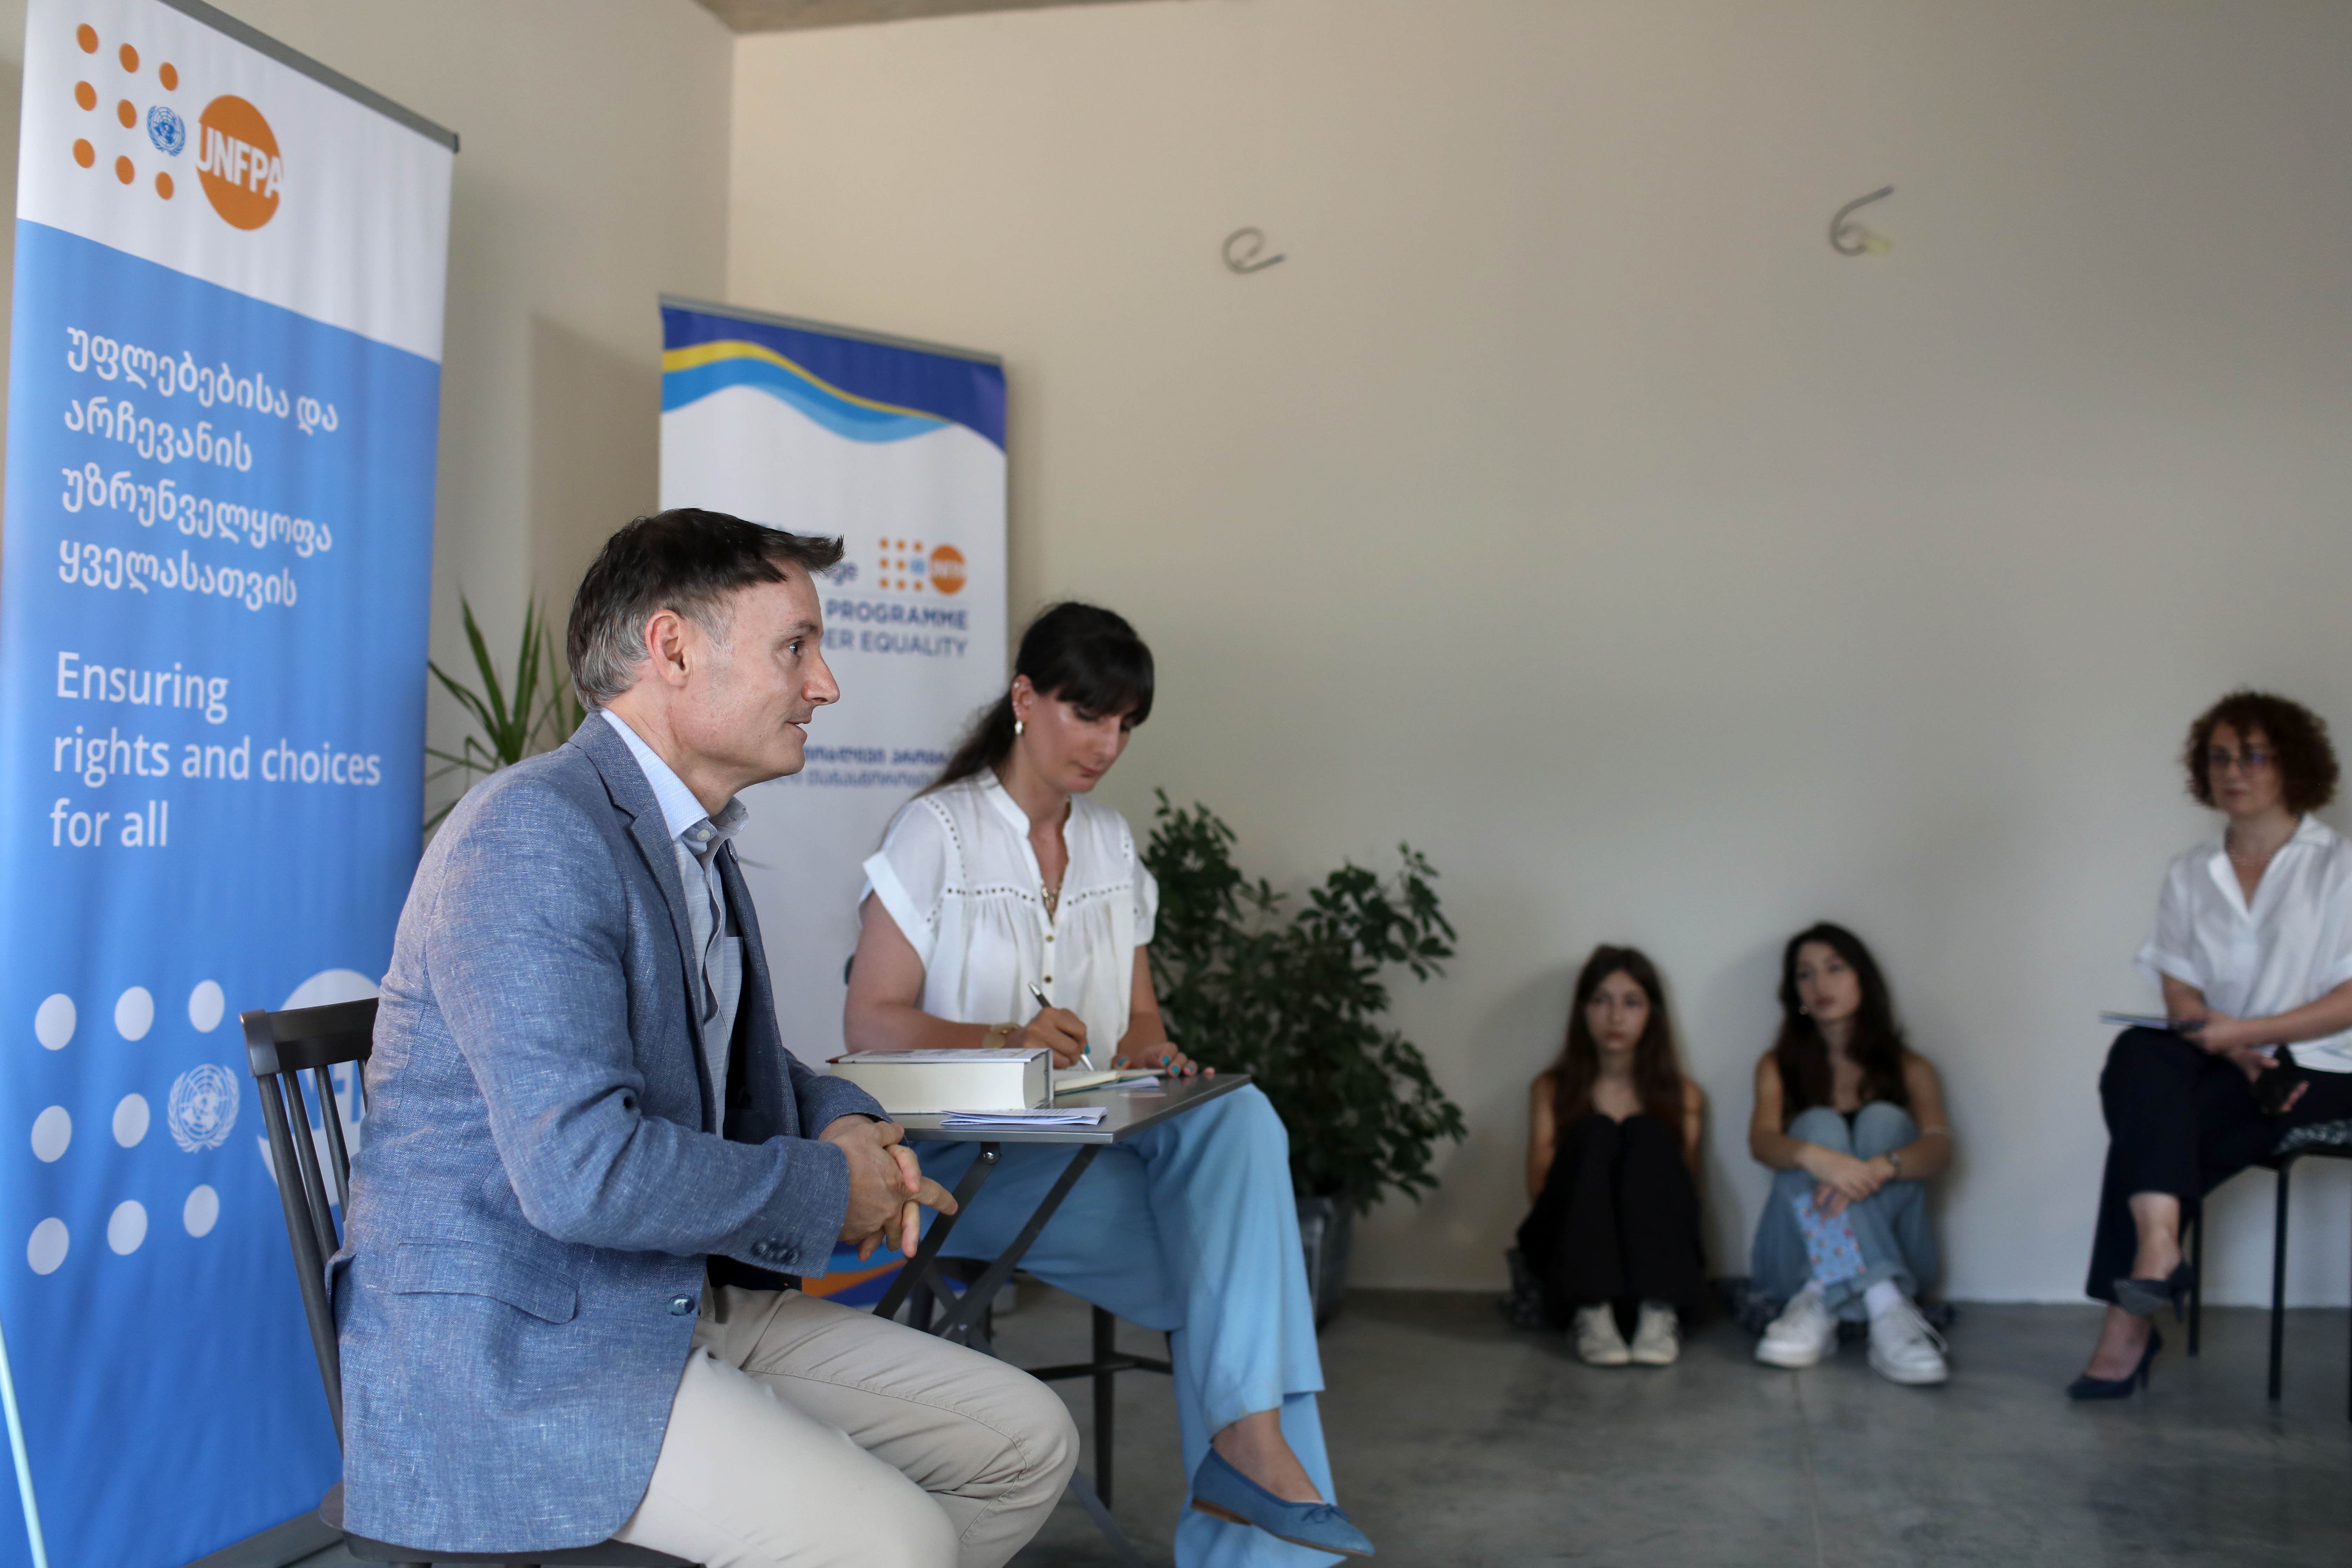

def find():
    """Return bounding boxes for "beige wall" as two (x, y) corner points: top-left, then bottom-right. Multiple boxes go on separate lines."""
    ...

(1, 0), (736, 817)
(727, 0), (2352, 1303)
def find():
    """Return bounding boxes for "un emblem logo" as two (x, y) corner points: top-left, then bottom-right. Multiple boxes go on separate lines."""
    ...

(147, 105), (187, 157)
(168, 1064), (239, 1152)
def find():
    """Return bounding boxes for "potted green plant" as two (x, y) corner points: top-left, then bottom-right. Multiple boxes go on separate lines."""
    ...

(1143, 792), (1465, 1324)
(425, 594), (584, 828)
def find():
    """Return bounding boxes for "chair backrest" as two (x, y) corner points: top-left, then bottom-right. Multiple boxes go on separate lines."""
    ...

(243, 997), (377, 1446)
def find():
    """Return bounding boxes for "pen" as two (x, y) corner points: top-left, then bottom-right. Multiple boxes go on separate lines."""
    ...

(1029, 981), (1091, 1071)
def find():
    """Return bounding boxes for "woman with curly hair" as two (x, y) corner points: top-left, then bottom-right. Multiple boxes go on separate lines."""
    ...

(1746, 924), (1954, 1384)
(2069, 690), (2352, 1399)
(1518, 946), (1705, 1366)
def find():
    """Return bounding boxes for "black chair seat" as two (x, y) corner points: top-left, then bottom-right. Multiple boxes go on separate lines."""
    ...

(2273, 1117), (2352, 1158)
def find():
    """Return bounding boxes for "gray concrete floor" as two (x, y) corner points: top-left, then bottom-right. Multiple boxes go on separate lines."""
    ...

(292, 1288), (2351, 1568)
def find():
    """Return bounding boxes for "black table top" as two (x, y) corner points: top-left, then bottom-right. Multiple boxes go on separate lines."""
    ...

(895, 1069), (1251, 1144)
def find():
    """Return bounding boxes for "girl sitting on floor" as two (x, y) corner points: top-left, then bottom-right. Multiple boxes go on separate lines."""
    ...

(1518, 945), (1706, 1366)
(1747, 922), (1955, 1385)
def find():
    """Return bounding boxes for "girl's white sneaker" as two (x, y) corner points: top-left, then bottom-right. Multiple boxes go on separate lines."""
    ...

(1573, 1304), (1632, 1366)
(1629, 1301), (1680, 1366)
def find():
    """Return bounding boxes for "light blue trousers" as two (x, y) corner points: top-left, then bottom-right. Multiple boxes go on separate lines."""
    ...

(915, 1084), (1339, 1568)
(1749, 1103), (1939, 1321)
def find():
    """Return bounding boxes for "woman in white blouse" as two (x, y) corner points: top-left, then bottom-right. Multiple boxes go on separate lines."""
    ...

(2070, 691), (2352, 1399)
(846, 604), (1370, 1563)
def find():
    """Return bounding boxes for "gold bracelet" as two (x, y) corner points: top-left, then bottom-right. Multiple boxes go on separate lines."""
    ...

(985, 1022), (1015, 1047)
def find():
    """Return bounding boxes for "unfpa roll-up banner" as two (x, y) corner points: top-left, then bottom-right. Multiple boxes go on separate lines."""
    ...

(659, 299), (1007, 1084)
(0, 4), (453, 1566)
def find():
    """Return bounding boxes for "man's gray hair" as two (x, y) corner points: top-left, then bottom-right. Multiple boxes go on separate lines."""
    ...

(567, 510), (843, 706)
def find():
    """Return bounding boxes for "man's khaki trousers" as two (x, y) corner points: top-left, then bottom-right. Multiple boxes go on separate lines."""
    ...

(612, 1286), (1078, 1568)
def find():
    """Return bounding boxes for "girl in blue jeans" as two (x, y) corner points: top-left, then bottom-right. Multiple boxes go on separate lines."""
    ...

(1747, 923), (1955, 1385)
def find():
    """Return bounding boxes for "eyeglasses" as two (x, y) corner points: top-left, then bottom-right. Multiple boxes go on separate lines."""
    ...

(2207, 748), (2276, 774)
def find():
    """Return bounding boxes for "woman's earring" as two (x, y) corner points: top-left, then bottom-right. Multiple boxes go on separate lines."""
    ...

(1013, 717), (1025, 737)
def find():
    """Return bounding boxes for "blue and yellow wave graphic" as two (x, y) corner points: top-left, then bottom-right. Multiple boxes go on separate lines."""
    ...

(662, 340), (949, 443)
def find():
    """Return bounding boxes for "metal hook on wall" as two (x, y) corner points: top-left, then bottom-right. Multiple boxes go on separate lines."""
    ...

(1223, 227), (1286, 274)
(1829, 186), (1895, 256)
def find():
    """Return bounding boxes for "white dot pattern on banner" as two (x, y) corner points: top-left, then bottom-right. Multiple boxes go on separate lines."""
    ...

(115, 986), (155, 1041)
(34, 994), (75, 1050)
(188, 980), (225, 1033)
(107, 1200), (147, 1255)
(27, 1218), (68, 1275)
(30, 1107), (71, 1163)
(183, 1185), (219, 1238)
(113, 1093), (150, 1148)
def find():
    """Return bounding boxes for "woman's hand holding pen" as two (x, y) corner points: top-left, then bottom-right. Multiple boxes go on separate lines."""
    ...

(1017, 1006), (1091, 1068)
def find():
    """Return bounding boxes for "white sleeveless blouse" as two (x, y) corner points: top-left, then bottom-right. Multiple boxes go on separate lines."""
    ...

(861, 774), (1158, 1051)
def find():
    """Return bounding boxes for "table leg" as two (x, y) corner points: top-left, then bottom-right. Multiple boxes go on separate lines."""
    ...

(928, 1145), (1102, 1345)
(1093, 1306), (1117, 1505)
(873, 1143), (1002, 1322)
(1065, 1469), (1147, 1568)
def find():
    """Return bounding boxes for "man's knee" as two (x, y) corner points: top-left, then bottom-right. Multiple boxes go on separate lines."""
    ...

(980, 1363), (1080, 1496)
(1785, 1106), (1850, 1151)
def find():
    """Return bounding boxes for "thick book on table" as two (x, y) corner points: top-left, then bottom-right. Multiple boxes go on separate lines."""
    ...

(827, 1049), (1052, 1113)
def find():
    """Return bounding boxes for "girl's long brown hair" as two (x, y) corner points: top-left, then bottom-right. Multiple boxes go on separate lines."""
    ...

(1773, 922), (1911, 1125)
(1549, 946), (1687, 1129)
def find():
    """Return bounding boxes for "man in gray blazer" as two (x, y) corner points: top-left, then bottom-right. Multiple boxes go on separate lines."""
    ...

(337, 511), (1076, 1568)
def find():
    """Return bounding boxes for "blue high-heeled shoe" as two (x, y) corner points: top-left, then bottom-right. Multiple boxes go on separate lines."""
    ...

(2111, 1262), (2192, 1322)
(1190, 1449), (1375, 1556)
(2066, 1327), (2162, 1400)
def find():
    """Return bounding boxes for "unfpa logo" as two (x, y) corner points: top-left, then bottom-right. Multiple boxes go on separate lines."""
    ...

(876, 538), (967, 596)
(67, 20), (282, 230)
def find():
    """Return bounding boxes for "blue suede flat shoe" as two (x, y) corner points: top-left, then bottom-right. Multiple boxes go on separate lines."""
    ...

(1190, 1448), (1375, 1557)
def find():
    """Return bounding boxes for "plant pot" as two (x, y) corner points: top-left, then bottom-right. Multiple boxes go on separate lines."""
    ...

(1295, 1193), (1353, 1329)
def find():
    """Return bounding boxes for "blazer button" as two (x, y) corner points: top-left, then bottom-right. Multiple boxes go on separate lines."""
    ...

(668, 1295), (694, 1315)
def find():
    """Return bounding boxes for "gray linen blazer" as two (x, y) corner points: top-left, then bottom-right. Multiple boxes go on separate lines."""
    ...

(333, 715), (883, 1552)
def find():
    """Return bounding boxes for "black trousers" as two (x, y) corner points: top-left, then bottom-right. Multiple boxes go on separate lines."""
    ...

(1516, 1111), (1704, 1325)
(2086, 1027), (2352, 1302)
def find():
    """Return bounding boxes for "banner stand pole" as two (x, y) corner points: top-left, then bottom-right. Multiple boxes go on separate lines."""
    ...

(0, 1309), (50, 1568)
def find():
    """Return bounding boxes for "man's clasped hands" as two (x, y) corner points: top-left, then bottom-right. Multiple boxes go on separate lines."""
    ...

(820, 1116), (961, 1260)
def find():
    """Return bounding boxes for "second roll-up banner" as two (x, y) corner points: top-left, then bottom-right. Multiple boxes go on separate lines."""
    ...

(659, 304), (1009, 1147)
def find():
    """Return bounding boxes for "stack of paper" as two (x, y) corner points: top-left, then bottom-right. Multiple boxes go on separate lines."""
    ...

(1052, 1069), (1163, 1096)
(938, 1106), (1109, 1127)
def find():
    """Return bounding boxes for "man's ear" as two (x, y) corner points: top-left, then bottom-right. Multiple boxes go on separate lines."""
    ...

(642, 608), (694, 690)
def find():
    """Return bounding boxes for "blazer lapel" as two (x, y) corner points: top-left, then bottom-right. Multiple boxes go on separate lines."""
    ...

(572, 716), (717, 1129)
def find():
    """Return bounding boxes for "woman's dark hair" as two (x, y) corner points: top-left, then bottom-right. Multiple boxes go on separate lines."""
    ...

(932, 602), (1155, 789)
(2182, 690), (2338, 815)
(1549, 946), (1687, 1130)
(1773, 922), (1910, 1124)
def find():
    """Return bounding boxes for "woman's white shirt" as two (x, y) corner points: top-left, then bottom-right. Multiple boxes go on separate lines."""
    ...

(2137, 814), (2352, 1072)
(861, 773), (1158, 1052)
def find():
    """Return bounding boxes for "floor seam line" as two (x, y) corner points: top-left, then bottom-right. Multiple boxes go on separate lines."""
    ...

(1793, 1376), (1827, 1568)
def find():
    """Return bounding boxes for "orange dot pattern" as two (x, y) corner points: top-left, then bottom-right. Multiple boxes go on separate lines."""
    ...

(155, 172), (173, 200)
(76, 23), (96, 53)
(159, 63), (177, 90)
(72, 139), (93, 168)
(118, 43), (138, 72)
(70, 27), (182, 202)
(114, 155), (133, 185)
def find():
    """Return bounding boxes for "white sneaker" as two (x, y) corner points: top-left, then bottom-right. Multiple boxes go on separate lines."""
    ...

(1755, 1289), (1837, 1368)
(1573, 1304), (1631, 1366)
(1629, 1301), (1680, 1366)
(1867, 1296), (1950, 1385)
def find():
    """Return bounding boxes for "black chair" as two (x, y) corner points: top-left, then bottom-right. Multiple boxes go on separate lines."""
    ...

(244, 999), (695, 1568)
(2182, 1116), (2352, 1420)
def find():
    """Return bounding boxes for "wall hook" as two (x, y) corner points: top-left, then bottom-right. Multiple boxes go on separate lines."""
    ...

(1223, 227), (1286, 274)
(1829, 186), (1894, 255)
